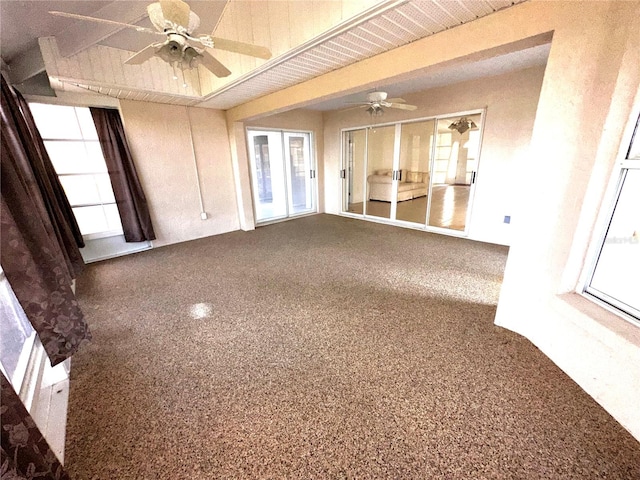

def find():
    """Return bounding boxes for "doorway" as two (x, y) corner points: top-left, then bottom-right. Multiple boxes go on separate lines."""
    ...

(247, 129), (316, 224)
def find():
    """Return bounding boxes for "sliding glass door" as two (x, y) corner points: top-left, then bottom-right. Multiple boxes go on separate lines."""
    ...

(344, 129), (366, 215)
(341, 111), (483, 235)
(284, 132), (314, 216)
(248, 129), (316, 224)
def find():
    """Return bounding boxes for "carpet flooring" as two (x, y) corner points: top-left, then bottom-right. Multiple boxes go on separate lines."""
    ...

(65, 214), (640, 479)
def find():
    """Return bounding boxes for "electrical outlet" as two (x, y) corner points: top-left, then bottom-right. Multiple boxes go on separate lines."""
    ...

(200, 212), (208, 220)
(504, 215), (511, 224)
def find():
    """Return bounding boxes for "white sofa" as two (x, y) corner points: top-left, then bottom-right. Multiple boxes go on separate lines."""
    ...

(368, 169), (429, 202)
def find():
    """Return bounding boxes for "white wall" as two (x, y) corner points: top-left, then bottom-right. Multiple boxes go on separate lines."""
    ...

(120, 101), (240, 247)
(495, 0), (640, 440)
(322, 65), (546, 245)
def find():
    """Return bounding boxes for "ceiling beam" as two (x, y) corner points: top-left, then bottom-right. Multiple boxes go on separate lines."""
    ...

(56, 2), (150, 58)
(223, 2), (552, 122)
(5, 45), (46, 84)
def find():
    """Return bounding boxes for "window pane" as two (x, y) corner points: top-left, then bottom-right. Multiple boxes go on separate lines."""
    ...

(95, 173), (116, 203)
(30, 103), (82, 140)
(75, 107), (99, 140)
(85, 142), (108, 172)
(0, 274), (36, 389)
(589, 169), (640, 316)
(59, 175), (101, 205)
(72, 206), (109, 235)
(44, 141), (88, 174)
(104, 204), (124, 232)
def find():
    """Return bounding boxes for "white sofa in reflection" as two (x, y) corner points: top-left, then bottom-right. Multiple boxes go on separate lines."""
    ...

(368, 169), (429, 202)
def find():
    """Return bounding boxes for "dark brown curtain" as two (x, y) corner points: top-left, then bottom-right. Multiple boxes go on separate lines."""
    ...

(1, 373), (71, 479)
(1, 74), (88, 480)
(15, 89), (85, 252)
(1, 74), (91, 366)
(1, 77), (84, 277)
(90, 107), (156, 242)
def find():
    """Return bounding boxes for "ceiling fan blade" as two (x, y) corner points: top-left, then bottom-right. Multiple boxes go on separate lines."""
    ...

(341, 105), (368, 112)
(160, 0), (191, 28)
(199, 51), (232, 77)
(147, 3), (166, 31)
(49, 11), (162, 36)
(388, 103), (417, 111)
(124, 44), (160, 65)
(386, 98), (406, 104)
(210, 37), (272, 59)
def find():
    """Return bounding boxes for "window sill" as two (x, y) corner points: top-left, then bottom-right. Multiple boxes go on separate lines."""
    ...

(82, 230), (124, 241)
(556, 292), (640, 349)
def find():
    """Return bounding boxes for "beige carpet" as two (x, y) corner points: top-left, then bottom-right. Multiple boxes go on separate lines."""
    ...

(65, 214), (640, 479)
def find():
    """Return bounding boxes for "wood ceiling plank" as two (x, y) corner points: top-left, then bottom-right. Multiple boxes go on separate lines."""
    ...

(57, 1), (150, 58)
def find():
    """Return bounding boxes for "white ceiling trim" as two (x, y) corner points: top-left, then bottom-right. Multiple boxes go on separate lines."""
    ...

(196, 0), (525, 110)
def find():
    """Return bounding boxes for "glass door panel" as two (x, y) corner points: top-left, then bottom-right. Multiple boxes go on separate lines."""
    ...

(366, 125), (396, 220)
(344, 129), (366, 215)
(396, 120), (434, 225)
(428, 114), (481, 231)
(284, 132), (314, 215)
(248, 130), (287, 222)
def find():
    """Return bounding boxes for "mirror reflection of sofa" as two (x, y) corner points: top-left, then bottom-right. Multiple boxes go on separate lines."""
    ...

(368, 169), (429, 202)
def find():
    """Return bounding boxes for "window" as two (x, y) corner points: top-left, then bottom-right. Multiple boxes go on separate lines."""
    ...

(584, 115), (640, 323)
(29, 103), (123, 238)
(0, 270), (36, 393)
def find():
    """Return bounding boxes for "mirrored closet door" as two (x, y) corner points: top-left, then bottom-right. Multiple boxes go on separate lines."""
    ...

(427, 114), (482, 232)
(248, 129), (316, 224)
(341, 110), (483, 236)
(396, 119), (434, 225)
(365, 125), (396, 220)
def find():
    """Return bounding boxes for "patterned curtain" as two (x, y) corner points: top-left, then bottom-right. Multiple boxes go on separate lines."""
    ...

(90, 107), (156, 242)
(1, 75), (91, 478)
(1, 74), (91, 366)
(1, 373), (71, 479)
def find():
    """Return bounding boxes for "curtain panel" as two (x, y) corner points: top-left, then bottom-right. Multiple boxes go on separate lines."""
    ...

(90, 108), (156, 242)
(1, 74), (91, 366)
(1, 77), (84, 277)
(1, 373), (71, 480)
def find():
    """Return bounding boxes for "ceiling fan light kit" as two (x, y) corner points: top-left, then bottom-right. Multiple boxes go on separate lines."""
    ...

(448, 117), (478, 134)
(49, 0), (272, 85)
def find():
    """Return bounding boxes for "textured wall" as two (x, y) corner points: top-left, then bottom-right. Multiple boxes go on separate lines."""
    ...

(119, 101), (239, 247)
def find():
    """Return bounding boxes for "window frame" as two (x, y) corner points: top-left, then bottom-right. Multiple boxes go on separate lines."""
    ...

(581, 114), (640, 326)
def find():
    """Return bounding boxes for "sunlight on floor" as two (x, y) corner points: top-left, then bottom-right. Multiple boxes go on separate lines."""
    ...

(189, 303), (213, 319)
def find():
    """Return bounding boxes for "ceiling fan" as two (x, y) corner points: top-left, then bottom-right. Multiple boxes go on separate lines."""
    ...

(346, 91), (418, 116)
(50, 0), (272, 78)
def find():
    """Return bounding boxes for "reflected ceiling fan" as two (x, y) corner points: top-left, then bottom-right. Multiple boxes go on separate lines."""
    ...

(346, 91), (417, 116)
(50, 0), (272, 78)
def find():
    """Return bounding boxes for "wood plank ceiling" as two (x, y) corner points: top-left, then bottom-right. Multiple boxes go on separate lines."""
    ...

(41, 0), (525, 109)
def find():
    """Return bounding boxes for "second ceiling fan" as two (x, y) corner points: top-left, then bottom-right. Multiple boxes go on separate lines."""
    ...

(346, 91), (418, 116)
(50, 0), (272, 78)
